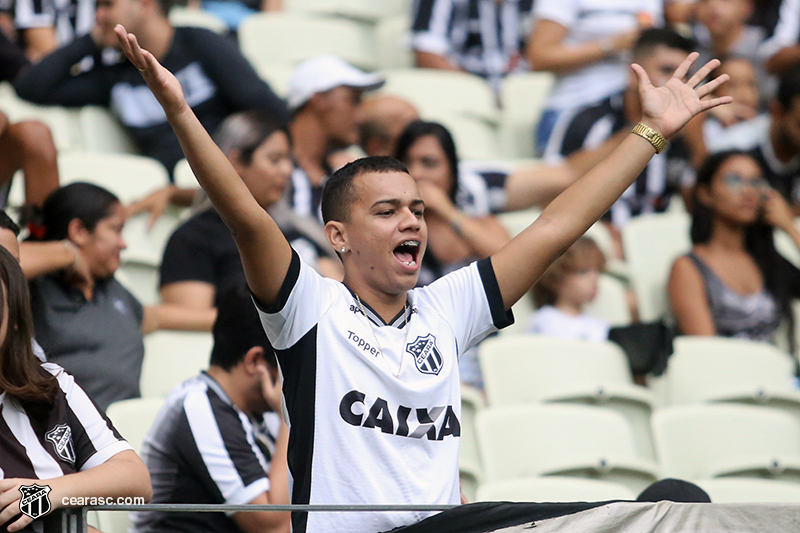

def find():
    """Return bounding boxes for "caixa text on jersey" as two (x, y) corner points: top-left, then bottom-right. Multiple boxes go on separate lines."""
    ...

(339, 390), (461, 440)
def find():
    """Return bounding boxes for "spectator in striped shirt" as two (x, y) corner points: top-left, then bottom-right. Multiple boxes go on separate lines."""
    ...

(0, 245), (151, 533)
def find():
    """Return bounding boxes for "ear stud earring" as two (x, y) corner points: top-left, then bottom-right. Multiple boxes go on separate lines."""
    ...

(341, 247), (346, 253)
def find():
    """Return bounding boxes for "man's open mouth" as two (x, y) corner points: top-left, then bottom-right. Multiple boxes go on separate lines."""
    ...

(393, 240), (420, 267)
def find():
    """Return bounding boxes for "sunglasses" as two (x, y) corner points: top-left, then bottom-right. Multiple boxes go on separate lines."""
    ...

(722, 173), (771, 192)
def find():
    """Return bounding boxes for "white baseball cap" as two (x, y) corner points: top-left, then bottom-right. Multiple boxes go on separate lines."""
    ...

(287, 55), (385, 112)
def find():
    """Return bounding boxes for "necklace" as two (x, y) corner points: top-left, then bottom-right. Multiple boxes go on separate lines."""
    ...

(355, 294), (409, 378)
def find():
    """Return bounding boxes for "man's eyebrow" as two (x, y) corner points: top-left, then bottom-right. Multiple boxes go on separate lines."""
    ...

(371, 198), (426, 209)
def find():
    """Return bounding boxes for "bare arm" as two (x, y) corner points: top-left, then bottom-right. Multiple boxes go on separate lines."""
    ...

(668, 255), (716, 335)
(502, 163), (577, 211)
(491, 54), (732, 309)
(766, 45), (800, 76)
(0, 450), (151, 532)
(141, 304), (217, 334)
(527, 19), (636, 73)
(414, 50), (461, 71)
(114, 26), (292, 308)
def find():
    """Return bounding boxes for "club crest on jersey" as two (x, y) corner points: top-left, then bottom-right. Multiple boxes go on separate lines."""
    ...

(45, 424), (75, 464)
(406, 334), (443, 375)
(18, 484), (51, 520)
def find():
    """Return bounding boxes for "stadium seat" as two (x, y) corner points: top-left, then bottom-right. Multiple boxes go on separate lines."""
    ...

(378, 69), (499, 125)
(621, 212), (691, 322)
(695, 478), (800, 503)
(169, 6), (228, 33)
(460, 384), (485, 479)
(460, 461), (481, 503)
(652, 404), (800, 481)
(140, 331), (214, 398)
(479, 335), (655, 459)
(664, 337), (800, 408)
(375, 16), (413, 69)
(284, 0), (407, 22)
(239, 13), (378, 71)
(498, 72), (555, 159)
(251, 63), (295, 98)
(121, 210), (183, 267)
(78, 106), (138, 154)
(476, 476), (636, 503)
(56, 152), (170, 204)
(476, 404), (658, 493)
(100, 398), (165, 533)
(435, 115), (499, 160)
(106, 397), (165, 454)
(583, 274), (632, 327)
(0, 88), (82, 151)
(116, 262), (160, 306)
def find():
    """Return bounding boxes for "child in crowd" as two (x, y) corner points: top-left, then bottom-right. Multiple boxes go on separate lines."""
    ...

(527, 237), (609, 342)
(704, 56), (761, 144)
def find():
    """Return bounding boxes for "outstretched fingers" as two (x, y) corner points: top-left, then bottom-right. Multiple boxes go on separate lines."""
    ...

(631, 63), (654, 93)
(695, 73), (730, 99)
(686, 57), (721, 89)
(671, 52), (699, 81)
(698, 95), (734, 113)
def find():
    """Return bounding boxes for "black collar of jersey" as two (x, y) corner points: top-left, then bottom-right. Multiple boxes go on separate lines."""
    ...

(347, 289), (412, 329)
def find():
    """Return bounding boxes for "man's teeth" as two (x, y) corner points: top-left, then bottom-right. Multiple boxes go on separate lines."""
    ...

(403, 260), (417, 266)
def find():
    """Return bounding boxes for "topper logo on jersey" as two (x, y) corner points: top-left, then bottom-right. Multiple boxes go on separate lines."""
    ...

(406, 334), (443, 375)
(339, 390), (460, 440)
(45, 424), (76, 464)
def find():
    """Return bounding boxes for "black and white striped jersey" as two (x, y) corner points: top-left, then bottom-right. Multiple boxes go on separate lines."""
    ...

(0, 363), (132, 532)
(411, 0), (535, 92)
(256, 250), (512, 533)
(14, 0), (95, 48)
(132, 372), (280, 533)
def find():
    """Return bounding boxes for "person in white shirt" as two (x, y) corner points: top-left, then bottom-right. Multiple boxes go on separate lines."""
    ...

(528, 0), (662, 157)
(527, 237), (609, 342)
(114, 22), (732, 532)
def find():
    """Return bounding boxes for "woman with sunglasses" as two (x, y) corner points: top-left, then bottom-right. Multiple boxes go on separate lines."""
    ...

(668, 150), (800, 346)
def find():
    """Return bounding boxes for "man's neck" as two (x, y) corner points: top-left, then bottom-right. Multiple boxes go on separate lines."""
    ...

(137, 19), (174, 61)
(290, 115), (331, 187)
(344, 277), (408, 324)
(206, 366), (252, 416)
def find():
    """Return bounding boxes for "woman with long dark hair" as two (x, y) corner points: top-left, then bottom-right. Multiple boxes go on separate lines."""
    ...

(395, 121), (511, 286)
(0, 246), (151, 532)
(668, 150), (800, 346)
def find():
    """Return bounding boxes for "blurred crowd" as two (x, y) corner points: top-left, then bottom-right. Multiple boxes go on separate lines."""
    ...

(2, 0), (800, 530)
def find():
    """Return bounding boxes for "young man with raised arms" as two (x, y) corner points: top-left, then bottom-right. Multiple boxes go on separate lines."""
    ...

(113, 24), (731, 533)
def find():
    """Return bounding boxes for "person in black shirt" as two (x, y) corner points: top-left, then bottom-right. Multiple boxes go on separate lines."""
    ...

(12, 0), (287, 178)
(0, 246), (152, 532)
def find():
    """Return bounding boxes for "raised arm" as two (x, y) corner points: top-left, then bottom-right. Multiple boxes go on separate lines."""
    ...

(492, 53), (732, 309)
(114, 26), (292, 308)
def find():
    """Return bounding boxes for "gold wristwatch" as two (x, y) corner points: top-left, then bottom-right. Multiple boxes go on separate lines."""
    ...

(631, 122), (668, 154)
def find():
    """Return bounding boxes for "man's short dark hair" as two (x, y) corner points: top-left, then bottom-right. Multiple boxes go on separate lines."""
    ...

(321, 156), (409, 223)
(210, 283), (276, 371)
(0, 211), (20, 236)
(633, 28), (696, 60)
(777, 64), (800, 109)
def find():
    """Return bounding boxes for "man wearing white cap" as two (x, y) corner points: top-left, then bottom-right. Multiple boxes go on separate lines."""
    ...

(286, 55), (385, 222)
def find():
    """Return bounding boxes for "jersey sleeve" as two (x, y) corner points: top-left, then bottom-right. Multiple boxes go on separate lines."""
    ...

(253, 249), (340, 351)
(533, 0), (579, 29)
(179, 389), (270, 507)
(46, 364), (133, 470)
(410, 0), (454, 55)
(419, 257), (514, 355)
